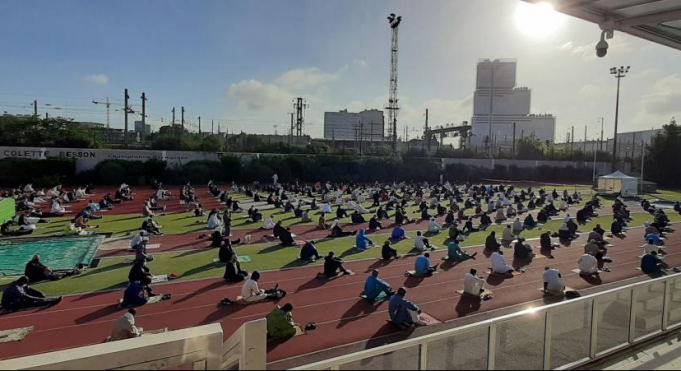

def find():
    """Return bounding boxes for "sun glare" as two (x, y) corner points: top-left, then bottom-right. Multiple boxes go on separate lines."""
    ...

(514, 2), (565, 39)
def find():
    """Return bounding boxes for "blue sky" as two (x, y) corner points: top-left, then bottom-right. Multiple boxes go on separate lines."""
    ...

(1, 0), (680, 140)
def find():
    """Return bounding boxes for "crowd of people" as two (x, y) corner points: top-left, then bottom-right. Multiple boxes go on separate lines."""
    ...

(1, 178), (679, 344)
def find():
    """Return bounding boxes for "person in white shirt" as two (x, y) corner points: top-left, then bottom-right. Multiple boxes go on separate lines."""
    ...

(495, 208), (507, 223)
(110, 309), (143, 341)
(578, 254), (599, 275)
(241, 272), (268, 303)
(321, 203), (333, 214)
(50, 199), (67, 215)
(543, 267), (565, 294)
(559, 200), (569, 212)
(512, 219), (523, 235)
(207, 210), (224, 230)
(414, 232), (434, 252)
(129, 231), (147, 250)
(428, 218), (442, 234)
(263, 216), (276, 230)
(464, 269), (486, 296)
(491, 251), (515, 274)
(501, 225), (515, 246)
(643, 238), (665, 255)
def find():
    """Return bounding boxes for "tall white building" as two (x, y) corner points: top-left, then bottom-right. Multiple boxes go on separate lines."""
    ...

(471, 59), (556, 147)
(324, 109), (385, 142)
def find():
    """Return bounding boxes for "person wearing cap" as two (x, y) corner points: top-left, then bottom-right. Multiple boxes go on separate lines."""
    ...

(111, 309), (143, 341)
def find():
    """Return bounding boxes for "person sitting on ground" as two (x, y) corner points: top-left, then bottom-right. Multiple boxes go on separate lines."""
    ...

(558, 223), (573, 241)
(543, 267), (565, 295)
(241, 271), (268, 303)
(322, 252), (350, 278)
(318, 214), (330, 230)
(415, 253), (439, 276)
(134, 237), (153, 263)
(329, 219), (356, 238)
(142, 216), (163, 236)
(501, 225), (515, 246)
(110, 309), (143, 342)
(266, 304), (297, 340)
(278, 225), (296, 247)
(495, 208), (507, 223)
(382, 240), (400, 260)
(540, 231), (559, 253)
(121, 276), (156, 308)
(485, 231), (502, 251)
(363, 270), (394, 302)
(356, 229), (374, 251)
(128, 260), (152, 284)
(263, 215), (276, 230)
(351, 211), (366, 224)
(464, 269), (486, 297)
(537, 209), (549, 224)
(391, 225), (408, 241)
(225, 254), (249, 282)
(414, 231), (434, 252)
(491, 251), (515, 275)
(512, 218), (524, 236)
(25, 255), (78, 283)
(585, 239), (606, 257)
(300, 241), (322, 263)
(578, 253), (599, 276)
(337, 206), (349, 220)
(447, 240), (477, 261)
(1, 276), (63, 311)
(428, 217), (442, 234)
(524, 214), (537, 229)
(389, 288), (424, 328)
(207, 209), (223, 230)
(643, 238), (665, 256)
(641, 251), (665, 274)
(369, 216), (384, 231)
(513, 238), (535, 260)
(301, 210), (312, 223)
(611, 218), (626, 236)
(448, 223), (463, 242)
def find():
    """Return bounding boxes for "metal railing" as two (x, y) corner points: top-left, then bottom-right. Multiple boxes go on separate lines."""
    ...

(293, 273), (681, 370)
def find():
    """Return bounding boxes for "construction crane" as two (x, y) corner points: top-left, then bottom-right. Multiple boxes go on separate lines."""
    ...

(386, 13), (402, 154)
(92, 98), (112, 128)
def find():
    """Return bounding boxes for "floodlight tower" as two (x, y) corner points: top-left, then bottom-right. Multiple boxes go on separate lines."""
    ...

(386, 13), (402, 154)
(610, 65), (631, 171)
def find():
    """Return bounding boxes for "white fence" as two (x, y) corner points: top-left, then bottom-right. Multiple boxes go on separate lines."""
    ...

(0, 320), (267, 371)
(293, 273), (681, 370)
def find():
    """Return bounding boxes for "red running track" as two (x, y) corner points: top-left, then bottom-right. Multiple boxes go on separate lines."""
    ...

(1, 226), (679, 365)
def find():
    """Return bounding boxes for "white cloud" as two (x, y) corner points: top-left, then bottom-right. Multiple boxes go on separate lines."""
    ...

(353, 59), (369, 68)
(273, 67), (341, 92)
(642, 74), (681, 117)
(227, 79), (293, 111)
(84, 74), (109, 85)
(562, 36), (637, 61)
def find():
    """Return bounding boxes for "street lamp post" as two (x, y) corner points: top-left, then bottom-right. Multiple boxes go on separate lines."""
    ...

(611, 66), (630, 172)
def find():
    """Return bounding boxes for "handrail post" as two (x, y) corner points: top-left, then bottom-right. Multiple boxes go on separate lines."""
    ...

(488, 324), (497, 370)
(662, 279), (671, 331)
(590, 298), (599, 359)
(544, 310), (553, 370)
(419, 342), (428, 370)
(628, 288), (638, 344)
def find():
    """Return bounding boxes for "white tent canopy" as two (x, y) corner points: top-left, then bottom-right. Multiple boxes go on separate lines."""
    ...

(598, 171), (639, 197)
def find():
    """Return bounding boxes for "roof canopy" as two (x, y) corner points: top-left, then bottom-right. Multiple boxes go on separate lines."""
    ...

(523, 0), (681, 52)
(600, 171), (638, 180)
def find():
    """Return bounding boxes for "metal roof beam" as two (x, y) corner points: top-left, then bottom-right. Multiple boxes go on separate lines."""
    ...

(615, 8), (681, 27)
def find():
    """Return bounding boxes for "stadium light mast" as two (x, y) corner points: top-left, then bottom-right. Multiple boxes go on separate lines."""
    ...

(611, 66), (630, 171)
(386, 13), (402, 154)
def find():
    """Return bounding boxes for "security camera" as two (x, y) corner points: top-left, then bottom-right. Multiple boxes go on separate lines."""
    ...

(596, 30), (609, 58)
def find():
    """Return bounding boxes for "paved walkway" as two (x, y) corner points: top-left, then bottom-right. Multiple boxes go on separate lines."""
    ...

(588, 331), (681, 370)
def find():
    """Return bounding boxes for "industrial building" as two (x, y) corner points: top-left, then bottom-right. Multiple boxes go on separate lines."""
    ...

(470, 59), (557, 148)
(324, 109), (385, 142)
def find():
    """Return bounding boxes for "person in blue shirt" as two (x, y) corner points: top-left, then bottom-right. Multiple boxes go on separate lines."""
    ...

(389, 288), (422, 328)
(391, 225), (407, 241)
(645, 233), (663, 246)
(1, 276), (62, 311)
(356, 229), (374, 251)
(415, 253), (439, 276)
(641, 251), (665, 274)
(121, 276), (155, 308)
(363, 270), (394, 302)
(447, 241), (477, 261)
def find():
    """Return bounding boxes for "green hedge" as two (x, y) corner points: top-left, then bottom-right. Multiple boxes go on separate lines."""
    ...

(0, 158), (77, 187)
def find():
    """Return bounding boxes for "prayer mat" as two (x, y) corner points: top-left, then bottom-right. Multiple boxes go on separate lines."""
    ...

(0, 327), (34, 343)
(485, 269), (523, 276)
(539, 287), (576, 296)
(151, 275), (168, 284)
(418, 313), (442, 326)
(456, 289), (494, 299)
(118, 295), (168, 309)
(405, 270), (439, 278)
(238, 256), (252, 263)
(571, 269), (610, 275)
(360, 291), (389, 304)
